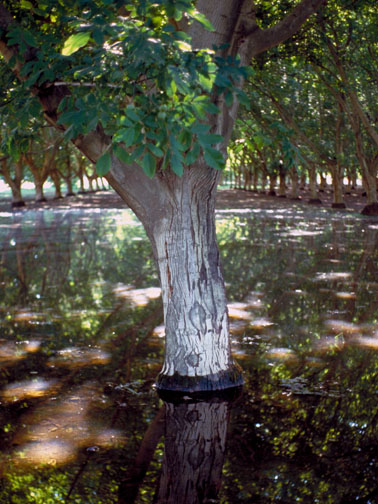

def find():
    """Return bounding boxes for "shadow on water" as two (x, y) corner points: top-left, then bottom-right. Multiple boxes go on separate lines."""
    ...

(0, 205), (377, 502)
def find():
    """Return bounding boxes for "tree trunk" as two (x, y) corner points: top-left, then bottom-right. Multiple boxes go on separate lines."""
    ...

(299, 171), (306, 190)
(330, 163), (346, 208)
(289, 167), (300, 199)
(34, 179), (46, 202)
(278, 170), (287, 197)
(260, 171), (267, 193)
(268, 174), (277, 195)
(308, 163), (322, 204)
(319, 172), (327, 192)
(252, 166), (259, 192)
(50, 170), (63, 199)
(65, 176), (75, 196)
(0, 159), (25, 207)
(150, 169), (242, 392)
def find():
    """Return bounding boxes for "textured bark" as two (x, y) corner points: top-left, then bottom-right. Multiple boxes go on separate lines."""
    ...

(155, 399), (230, 504)
(50, 170), (63, 199)
(0, 159), (25, 206)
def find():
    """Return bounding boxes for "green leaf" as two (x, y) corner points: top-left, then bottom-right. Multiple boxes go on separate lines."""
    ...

(198, 133), (223, 145)
(203, 147), (225, 170)
(129, 144), (145, 162)
(125, 106), (141, 122)
(113, 144), (130, 164)
(148, 144), (164, 157)
(191, 11), (215, 32)
(141, 152), (156, 178)
(224, 90), (233, 107)
(114, 128), (136, 148)
(185, 143), (201, 165)
(96, 151), (111, 176)
(171, 153), (184, 176)
(92, 28), (104, 45)
(191, 123), (211, 135)
(20, 0), (33, 8)
(23, 31), (38, 47)
(169, 134), (185, 153)
(178, 129), (192, 150)
(62, 32), (91, 56)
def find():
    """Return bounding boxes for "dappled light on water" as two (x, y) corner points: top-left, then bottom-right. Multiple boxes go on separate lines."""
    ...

(47, 347), (111, 369)
(2, 378), (57, 402)
(113, 284), (161, 306)
(0, 205), (376, 502)
(9, 382), (127, 468)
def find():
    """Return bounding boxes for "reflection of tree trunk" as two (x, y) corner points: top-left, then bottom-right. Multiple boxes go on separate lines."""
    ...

(118, 407), (165, 504)
(154, 399), (230, 504)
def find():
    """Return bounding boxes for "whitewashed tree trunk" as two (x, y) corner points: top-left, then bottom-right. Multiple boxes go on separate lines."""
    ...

(150, 168), (242, 392)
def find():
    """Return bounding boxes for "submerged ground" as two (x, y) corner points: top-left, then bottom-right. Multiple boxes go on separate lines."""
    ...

(0, 188), (377, 503)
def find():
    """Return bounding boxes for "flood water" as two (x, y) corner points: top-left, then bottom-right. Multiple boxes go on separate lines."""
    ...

(0, 200), (377, 503)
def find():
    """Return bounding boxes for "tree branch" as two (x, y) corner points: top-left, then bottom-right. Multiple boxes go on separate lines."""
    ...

(242, 0), (327, 59)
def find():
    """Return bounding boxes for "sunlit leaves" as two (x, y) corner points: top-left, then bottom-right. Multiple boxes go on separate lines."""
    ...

(61, 32), (91, 56)
(96, 151), (111, 176)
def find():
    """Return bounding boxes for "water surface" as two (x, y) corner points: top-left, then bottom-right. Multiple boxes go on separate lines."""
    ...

(0, 202), (377, 503)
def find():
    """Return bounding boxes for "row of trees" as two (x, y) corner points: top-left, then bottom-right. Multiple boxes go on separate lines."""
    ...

(226, 0), (378, 215)
(0, 128), (108, 206)
(2, 1), (377, 213)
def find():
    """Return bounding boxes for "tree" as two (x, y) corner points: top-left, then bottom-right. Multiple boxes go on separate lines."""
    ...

(0, 0), (326, 392)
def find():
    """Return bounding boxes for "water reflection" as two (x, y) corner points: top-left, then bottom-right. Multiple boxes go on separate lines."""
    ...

(0, 205), (377, 502)
(154, 396), (232, 504)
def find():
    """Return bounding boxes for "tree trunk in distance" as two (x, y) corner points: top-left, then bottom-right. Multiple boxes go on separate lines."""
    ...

(319, 172), (327, 192)
(330, 162), (346, 209)
(278, 170), (287, 197)
(289, 167), (300, 199)
(50, 170), (63, 199)
(268, 174), (277, 195)
(34, 179), (46, 202)
(252, 166), (259, 192)
(361, 170), (378, 215)
(1, 159), (25, 207)
(308, 164), (322, 204)
(154, 396), (233, 504)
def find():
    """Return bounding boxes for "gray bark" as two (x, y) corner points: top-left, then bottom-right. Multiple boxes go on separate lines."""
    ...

(155, 399), (230, 503)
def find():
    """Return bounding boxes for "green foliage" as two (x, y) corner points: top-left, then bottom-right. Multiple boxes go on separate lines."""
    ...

(0, 0), (249, 177)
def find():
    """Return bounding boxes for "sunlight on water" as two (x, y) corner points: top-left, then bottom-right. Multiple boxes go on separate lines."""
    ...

(0, 203), (376, 502)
